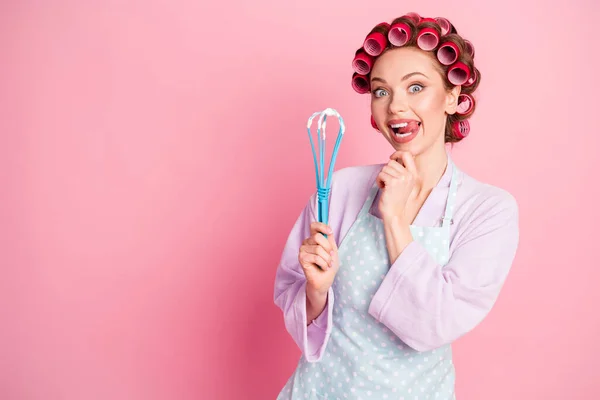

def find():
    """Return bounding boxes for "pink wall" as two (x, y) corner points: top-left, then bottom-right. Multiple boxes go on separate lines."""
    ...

(1, 0), (598, 399)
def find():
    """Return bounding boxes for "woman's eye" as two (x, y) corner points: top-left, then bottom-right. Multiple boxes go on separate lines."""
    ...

(409, 84), (424, 93)
(373, 88), (388, 97)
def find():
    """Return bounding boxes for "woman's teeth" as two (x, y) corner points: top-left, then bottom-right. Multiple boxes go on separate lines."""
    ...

(389, 122), (420, 137)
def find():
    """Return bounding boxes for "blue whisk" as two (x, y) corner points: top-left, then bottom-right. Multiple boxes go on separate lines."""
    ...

(306, 108), (346, 235)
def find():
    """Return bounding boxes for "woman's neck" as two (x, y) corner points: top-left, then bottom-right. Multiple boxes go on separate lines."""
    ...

(413, 144), (449, 193)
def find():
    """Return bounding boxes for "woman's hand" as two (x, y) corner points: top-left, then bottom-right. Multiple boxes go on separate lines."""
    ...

(376, 151), (422, 223)
(298, 222), (340, 298)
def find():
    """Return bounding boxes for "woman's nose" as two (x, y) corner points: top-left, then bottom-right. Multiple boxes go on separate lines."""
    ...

(388, 93), (408, 114)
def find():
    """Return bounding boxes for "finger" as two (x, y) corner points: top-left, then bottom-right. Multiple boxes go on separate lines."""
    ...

(377, 170), (396, 188)
(300, 252), (330, 271)
(304, 235), (317, 246)
(398, 152), (418, 177)
(376, 173), (386, 189)
(304, 244), (333, 266)
(312, 232), (333, 253)
(304, 232), (325, 245)
(376, 172), (388, 188)
(310, 221), (333, 237)
(389, 150), (415, 171)
(387, 159), (408, 175)
(379, 170), (402, 186)
(389, 150), (409, 163)
(382, 164), (404, 178)
(327, 232), (338, 252)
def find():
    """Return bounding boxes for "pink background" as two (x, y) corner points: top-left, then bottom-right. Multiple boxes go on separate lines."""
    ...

(1, 0), (598, 399)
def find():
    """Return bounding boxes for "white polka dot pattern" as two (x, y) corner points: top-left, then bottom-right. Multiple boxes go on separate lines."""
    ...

(277, 162), (460, 400)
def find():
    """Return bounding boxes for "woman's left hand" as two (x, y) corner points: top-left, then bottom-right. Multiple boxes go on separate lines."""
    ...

(376, 151), (422, 223)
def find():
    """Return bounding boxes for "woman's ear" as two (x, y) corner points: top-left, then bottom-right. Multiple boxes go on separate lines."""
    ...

(445, 85), (461, 115)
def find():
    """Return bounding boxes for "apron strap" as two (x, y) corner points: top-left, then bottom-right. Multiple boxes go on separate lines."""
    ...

(441, 159), (459, 228)
(358, 178), (381, 219)
(358, 160), (459, 227)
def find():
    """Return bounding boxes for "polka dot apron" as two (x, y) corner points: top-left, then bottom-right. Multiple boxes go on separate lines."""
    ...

(279, 162), (459, 400)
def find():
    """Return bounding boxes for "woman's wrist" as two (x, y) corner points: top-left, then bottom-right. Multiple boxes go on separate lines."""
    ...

(382, 214), (414, 264)
(306, 286), (328, 325)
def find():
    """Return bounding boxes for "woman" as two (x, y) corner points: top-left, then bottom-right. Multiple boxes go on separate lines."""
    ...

(274, 13), (519, 399)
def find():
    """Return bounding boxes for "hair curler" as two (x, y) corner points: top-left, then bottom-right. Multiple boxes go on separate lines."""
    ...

(306, 108), (346, 235)
(352, 73), (370, 94)
(388, 21), (412, 47)
(463, 68), (477, 87)
(447, 61), (471, 86)
(371, 115), (380, 131)
(464, 39), (475, 58)
(363, 22), (390, 56)
(435, 17), (454, 35)
(437, 41), (460, 65)
(419, 17), (437, 24)
(404, 12), (421, 24)
(456, 93), (474, 115)
(416, 27), (440, 51)
(452, 119), (470, 139)
(352, 49), (374, 75)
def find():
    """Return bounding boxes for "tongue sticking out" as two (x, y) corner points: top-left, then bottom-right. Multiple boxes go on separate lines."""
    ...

(401, 121), (420, 133)
(392, 121), (420, 135)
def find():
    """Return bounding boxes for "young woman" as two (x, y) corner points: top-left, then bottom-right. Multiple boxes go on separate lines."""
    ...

(274, 13), (519, 399)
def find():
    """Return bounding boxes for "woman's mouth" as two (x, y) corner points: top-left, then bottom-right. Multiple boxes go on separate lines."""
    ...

(388, 120), (421, 143)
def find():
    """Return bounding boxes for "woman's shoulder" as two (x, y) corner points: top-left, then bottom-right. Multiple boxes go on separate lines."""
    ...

(457, 168), (519, 224)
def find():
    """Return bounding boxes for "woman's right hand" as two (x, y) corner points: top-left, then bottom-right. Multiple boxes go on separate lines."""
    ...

(298, 222), (340, 297)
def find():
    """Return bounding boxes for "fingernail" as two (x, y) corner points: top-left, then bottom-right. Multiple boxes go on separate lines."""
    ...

(328, 228), (333, 234)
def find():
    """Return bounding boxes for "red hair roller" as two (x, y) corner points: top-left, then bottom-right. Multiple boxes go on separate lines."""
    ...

(417, 27), (440, 51)
(453, 120), (470, 139)
(456, 93), (474, 115)
(352, 73), (370, 94)
(447, 61), (471, 86)
(464, 39), (475, 58)
(463, 68), (477, 87)
(352, 49), (374, 75)
(419, 17), (437, 25)
(371, 115), (380, 131)
(437, 41), (460, 65)
(404, 12), (421, 24)
(363, 22), (390, 56)
(388, 22), (412, 47)
(435, 17), (453, 35)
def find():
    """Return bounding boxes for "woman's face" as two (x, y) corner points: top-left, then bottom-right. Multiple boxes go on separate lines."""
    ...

(370, 46), (460, 156)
